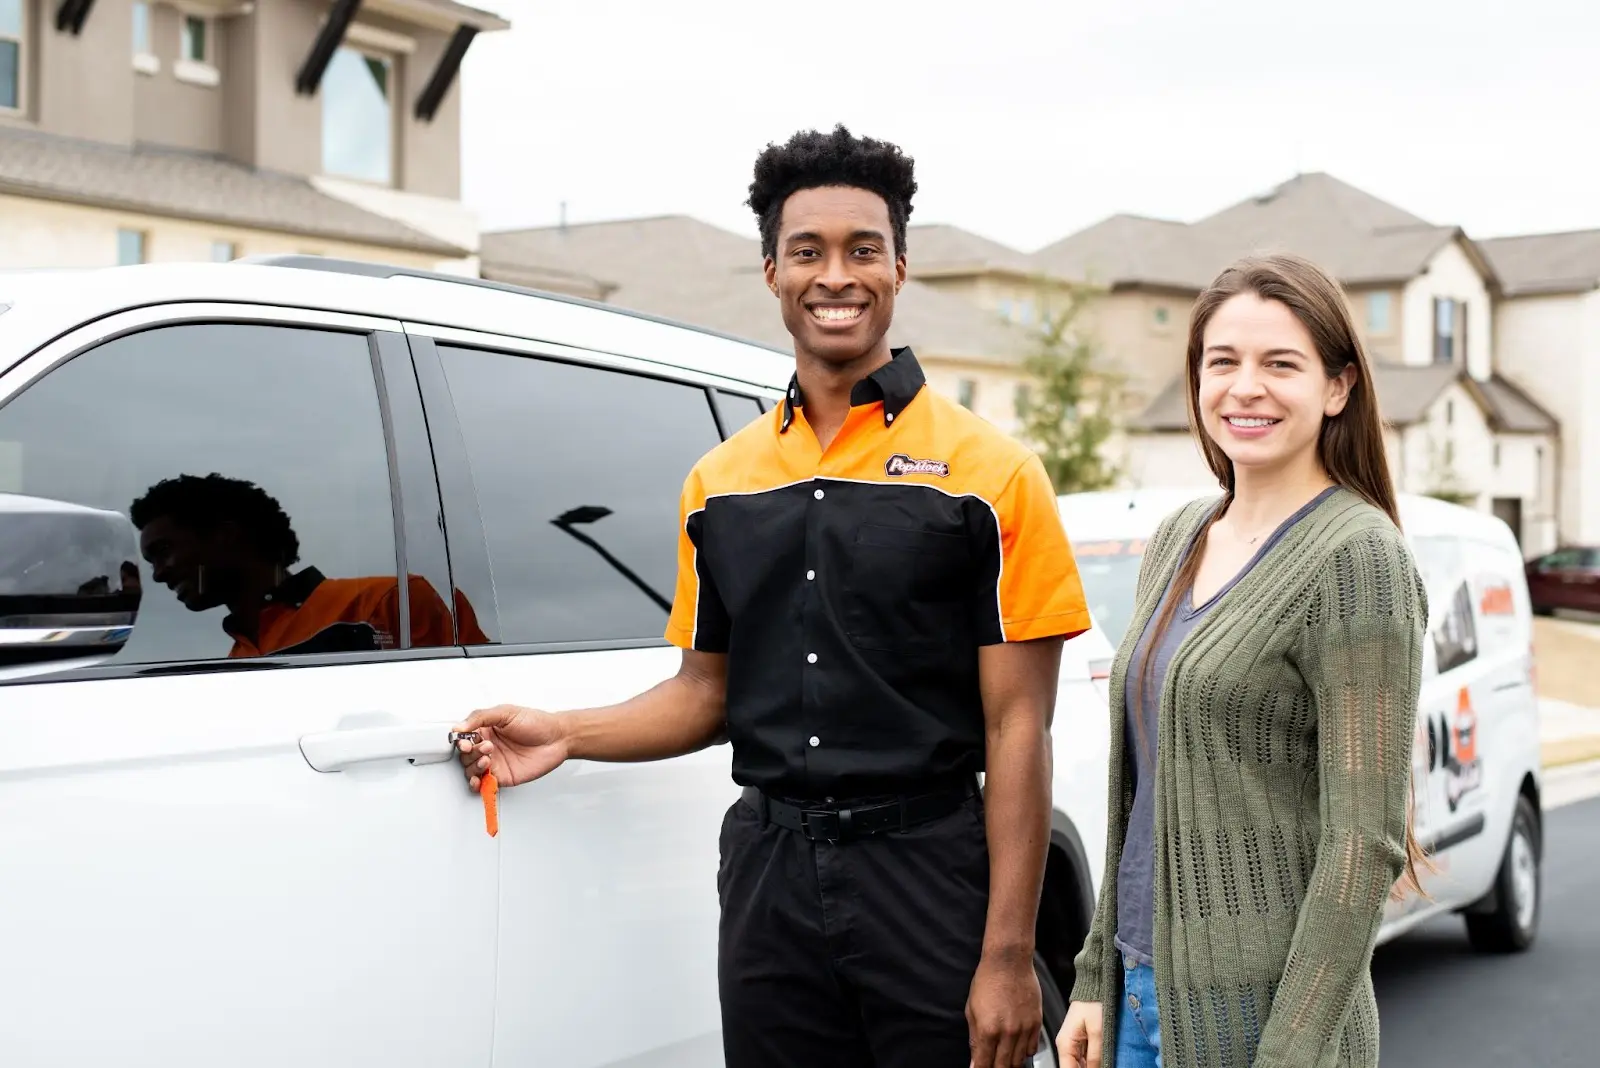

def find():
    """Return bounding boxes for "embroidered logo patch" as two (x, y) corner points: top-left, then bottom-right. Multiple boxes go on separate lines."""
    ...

(884, 453), (950, 478)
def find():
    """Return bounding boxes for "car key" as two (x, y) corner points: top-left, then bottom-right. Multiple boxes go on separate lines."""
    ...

(449, 730), (499, 837)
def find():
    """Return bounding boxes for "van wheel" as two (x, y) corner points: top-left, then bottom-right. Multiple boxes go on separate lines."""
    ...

(1465, 795), (1540, 953)
(1029, 951), (1068, 1067)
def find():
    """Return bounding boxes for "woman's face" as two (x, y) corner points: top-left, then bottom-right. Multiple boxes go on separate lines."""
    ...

(1197, 292), (1354, 476)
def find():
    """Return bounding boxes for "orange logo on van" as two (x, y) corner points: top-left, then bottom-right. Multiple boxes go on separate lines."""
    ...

(1453, 686), (1478, 763)
(1479, 582), (1515, 617)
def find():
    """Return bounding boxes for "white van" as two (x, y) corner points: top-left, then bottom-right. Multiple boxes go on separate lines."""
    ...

(1057, 487), (1544, 954)
(0, 258), (1113, 1067)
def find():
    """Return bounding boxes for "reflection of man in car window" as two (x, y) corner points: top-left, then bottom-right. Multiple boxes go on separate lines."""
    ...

(129, 474), (470, 657)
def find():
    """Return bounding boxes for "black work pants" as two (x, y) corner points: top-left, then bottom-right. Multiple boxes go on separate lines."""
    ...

(716, 791), (991, 1068)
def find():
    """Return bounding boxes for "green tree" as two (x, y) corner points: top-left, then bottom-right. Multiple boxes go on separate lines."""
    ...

(1013, 284), (1122, 494)
(1422, 434), (1476, 506)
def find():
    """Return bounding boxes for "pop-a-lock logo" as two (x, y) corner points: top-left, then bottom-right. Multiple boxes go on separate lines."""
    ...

(884, 453), (950, 478)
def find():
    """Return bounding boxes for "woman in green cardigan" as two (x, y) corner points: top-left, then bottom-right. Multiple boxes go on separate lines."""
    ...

(1056, 253), (1429, 1068)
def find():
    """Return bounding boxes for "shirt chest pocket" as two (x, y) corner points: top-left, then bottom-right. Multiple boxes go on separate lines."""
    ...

(841, 522), (973, 651)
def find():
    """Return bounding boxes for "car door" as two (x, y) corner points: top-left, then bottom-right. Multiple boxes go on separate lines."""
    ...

(1529, 548), (1588, 613)
(406, 327), (750, 1068)
(1575, 548), (1600, 611)
(0, 307), (498, 1067)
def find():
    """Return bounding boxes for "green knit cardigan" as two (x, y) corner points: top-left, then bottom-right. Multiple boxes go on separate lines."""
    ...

(1069, 488), (1428, 1068)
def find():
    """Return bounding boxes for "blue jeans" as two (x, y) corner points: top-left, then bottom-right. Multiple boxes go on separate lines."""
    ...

(1115, 957), (1162, 1068)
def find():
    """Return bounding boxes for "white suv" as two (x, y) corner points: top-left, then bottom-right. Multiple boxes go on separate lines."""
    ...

(0, 259), (1114, 1068)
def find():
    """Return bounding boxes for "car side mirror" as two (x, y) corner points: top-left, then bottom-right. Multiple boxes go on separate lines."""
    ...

(1, 492), (143, 673)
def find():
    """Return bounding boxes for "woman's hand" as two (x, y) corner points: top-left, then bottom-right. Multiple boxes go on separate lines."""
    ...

(1056, 1000), (1103, 1068)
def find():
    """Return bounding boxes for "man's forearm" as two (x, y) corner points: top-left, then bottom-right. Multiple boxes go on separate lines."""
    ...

(562, 668), (725, 764)
(981, 716), (1052, 961)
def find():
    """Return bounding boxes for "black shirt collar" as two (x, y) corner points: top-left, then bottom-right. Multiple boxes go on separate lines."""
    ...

(222, 566), (326, 637)
(780, 347), (926, 434)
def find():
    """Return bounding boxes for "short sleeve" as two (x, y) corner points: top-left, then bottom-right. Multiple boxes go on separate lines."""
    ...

(974, 452), (1092, 644)
(663, 466), (731, 652)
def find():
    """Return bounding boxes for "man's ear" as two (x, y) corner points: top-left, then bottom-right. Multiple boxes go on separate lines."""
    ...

(764, 256), (777, 296)
(895, 252), (906, 294)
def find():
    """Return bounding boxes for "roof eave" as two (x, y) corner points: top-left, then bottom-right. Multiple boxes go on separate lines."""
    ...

(1501, 279), (1600, 298)
(362, 0), (511, 32)
(0, 180), (470, 259)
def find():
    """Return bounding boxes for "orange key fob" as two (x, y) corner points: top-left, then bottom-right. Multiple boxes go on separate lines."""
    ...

(481, 772), (499, 837)
(451, 730), (499, 838)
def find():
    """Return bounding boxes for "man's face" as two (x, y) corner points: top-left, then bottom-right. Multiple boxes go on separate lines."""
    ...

(764, 185), (905, 367)
(137, 516), (236, 612)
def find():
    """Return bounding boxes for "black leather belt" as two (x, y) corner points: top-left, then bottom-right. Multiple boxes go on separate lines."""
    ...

(741, 777), (979, 843)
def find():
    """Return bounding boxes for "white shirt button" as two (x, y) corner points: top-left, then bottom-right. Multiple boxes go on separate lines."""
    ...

(806, 652), (818, 664)
(809, 736), (820, 747)
(806, 569), (816, 581)
(814, 488), (825, 500)
(886, 412), (895, 423)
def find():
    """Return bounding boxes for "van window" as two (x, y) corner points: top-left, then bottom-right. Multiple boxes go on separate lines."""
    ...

(0, 322), (430, 669)
(1066, 538), (1147, 648)
(1413, 534), (1480, 678)
(436, 346), (723, 646)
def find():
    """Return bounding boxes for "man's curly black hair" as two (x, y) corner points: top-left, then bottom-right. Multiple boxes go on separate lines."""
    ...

(747, 124), (917, 261)
(130, 473), (301, 568)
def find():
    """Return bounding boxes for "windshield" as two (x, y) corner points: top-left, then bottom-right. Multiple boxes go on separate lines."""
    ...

(1070, 538), (1148, 648)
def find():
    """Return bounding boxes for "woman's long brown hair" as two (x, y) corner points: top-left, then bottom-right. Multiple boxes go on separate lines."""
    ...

(1130, 252), (1429, 897)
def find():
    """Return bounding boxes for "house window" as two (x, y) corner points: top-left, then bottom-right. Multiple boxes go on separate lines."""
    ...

(1013, 382), (1032, 413)
(1445, 399), (1454, 426)
(956, 378), (978, 410)
(322, 47), (394, 185)
(210, 241), (237, 262)
(132, 3), (151, 54)
(1153, 305), (1170, 326)
(1367, 292), (1392, 333)
(117, 229), (147, 266)
(1, 0), (24, 111)
(996, 299), (1013, 322)
(182, 15), (208, 62)
(1433, 297), (1464, 365)
(1494, 443), (1502, 467)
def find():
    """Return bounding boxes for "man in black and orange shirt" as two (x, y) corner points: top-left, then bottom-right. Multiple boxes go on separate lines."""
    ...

(455, 126), (1090, 1068)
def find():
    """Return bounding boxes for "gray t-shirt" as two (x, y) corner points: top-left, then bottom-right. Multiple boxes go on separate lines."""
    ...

(1113, 487), (1336, 966)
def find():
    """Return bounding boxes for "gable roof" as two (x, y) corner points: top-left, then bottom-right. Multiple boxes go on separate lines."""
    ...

(1034, 173), (1476, 293)
(1131, 361), (1554, 434)
(0, 126), (467, 257)
(906, 223), (1046, 279)
(482, 215), (1040, 365)
(1031, 213), (1212, 292)
(1478, 230), (1600, 297)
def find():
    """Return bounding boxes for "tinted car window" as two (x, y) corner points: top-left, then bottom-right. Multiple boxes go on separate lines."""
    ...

(437, 346), (722, 645)
(715, 390), (766, 435)
(0, 322), (426, 667)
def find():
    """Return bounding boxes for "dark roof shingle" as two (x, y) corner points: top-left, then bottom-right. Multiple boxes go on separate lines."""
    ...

(1034, 173), (1466, 292)
(1478, 230), (1600, 297)
(0, 126), (466, 257)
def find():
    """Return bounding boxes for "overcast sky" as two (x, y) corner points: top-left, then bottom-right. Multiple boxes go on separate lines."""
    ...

(459, 0), (1597, 253)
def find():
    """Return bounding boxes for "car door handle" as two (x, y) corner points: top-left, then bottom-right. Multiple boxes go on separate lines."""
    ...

(299, 722), (459, 773)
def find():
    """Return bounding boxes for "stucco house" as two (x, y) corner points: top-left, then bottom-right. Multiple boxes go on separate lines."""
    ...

(1032, 173), (1562, 554)
(0, 0), (505, 273)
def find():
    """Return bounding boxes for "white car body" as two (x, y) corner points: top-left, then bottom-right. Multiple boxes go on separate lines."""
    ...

(1057, 486), (1545, 949)
(0, 260), (1113, 1067)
